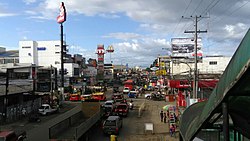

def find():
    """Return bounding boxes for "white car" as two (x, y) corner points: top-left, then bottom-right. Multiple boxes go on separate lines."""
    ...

(123, 87), (130, 94)
(145, 93), (151, 99)
(130, 88), (138, 94)
(103, 100), (116, 109)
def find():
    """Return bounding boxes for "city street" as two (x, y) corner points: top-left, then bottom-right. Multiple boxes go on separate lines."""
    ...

(88, 91), (179, 141)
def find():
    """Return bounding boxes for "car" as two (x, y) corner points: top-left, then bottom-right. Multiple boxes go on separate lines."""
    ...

(123, 87), (130, 94)
(38, 104), (58, 115)
(112, 93), (124, 102)
(128, 92), (137, 98)
(103, 100), (116, 110)
(114, 103), (129, 117)
(130, 88), (138, 94)
(145, 93), (152, 99)
(0, 130), (26, 141)
(102, 116), (123, 135)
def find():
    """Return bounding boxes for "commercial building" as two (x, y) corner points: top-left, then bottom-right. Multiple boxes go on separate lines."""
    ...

(19, 40), (85, 86)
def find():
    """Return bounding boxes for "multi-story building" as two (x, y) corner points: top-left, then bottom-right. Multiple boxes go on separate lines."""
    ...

(19, 40), (85, 86)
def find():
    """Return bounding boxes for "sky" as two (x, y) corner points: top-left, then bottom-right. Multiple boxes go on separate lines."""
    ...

(0, 0), (250, 68)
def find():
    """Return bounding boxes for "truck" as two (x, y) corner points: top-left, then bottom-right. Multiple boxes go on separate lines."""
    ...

(38, 104), (58, 115)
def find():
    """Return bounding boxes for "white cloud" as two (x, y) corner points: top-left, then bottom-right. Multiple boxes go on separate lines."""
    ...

(0, 13), (16, 17)
(23, 0), (36, 5)
(103, 32), (141, 40)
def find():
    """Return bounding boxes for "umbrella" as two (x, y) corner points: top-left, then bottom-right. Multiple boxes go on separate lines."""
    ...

(162, 104), (174, 110)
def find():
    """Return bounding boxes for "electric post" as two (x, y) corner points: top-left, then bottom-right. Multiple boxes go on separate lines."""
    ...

(183, 15), (208, 99)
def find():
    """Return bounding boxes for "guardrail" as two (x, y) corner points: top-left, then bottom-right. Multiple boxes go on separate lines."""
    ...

(138, 99), (146, 117)
(75, 110), (100, 139)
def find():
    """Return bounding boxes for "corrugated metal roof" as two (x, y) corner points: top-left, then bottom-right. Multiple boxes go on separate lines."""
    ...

(180, 29), (250, 140)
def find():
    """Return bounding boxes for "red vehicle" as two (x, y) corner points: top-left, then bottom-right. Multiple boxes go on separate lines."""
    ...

(114, 103), (129, 117)
(0, 130), (26, 141)
(69, 94), (81, 101)
(124, 79), (134, 90)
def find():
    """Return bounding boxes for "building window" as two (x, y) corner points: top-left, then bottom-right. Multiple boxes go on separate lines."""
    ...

(209, 61), (217, 65)
(22, 46), (31, 48)
(55, 45), (60, 47)
(55, 52), (60, 54)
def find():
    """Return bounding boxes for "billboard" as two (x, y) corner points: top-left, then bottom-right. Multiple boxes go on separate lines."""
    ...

(171, 38), (203, 58)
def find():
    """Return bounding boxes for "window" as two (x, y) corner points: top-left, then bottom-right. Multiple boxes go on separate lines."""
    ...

(22, 46), (31, 48)
(55, 52), (60, 54)
(209, 61), (217, 65)
(55, 45), (60, 47)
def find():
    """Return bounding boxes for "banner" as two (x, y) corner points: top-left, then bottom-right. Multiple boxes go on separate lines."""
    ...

(171, 37), (203, 59)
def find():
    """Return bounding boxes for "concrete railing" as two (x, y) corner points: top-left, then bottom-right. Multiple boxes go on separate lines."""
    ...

(138, 99), (146, 118)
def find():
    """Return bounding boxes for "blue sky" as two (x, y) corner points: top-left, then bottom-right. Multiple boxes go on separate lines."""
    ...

(1, 0), (250, 67)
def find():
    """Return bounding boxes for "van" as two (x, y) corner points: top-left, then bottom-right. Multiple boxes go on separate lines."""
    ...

(103, 116), (123, 135)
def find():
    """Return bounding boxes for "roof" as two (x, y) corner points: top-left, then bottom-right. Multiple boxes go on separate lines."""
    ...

(180, 29), (250, 140)
(106, 116), (119, 120)
(0, 131), (15, 137)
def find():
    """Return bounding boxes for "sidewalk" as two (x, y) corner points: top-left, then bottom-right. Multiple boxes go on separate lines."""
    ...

(126, 100), (179, 141)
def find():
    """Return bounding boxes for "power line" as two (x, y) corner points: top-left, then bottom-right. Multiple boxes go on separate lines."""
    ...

(191, 0), (205, 15)
(171, 0), (194, 37)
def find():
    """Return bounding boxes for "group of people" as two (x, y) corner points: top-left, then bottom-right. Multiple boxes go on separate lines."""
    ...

(160, 110), (176, 137)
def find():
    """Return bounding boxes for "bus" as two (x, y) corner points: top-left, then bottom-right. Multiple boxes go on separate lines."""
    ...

(89, 86), (106, 101)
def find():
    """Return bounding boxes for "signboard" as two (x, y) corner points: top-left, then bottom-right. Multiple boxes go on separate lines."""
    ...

(57, 2), (66, 24)
(171, 37), (203, 59)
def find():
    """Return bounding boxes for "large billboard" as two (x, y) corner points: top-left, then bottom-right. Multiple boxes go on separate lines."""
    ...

(171, 37), (203, 58)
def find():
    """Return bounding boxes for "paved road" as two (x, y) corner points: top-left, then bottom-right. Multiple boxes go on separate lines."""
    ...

(88, 92), (180, 141)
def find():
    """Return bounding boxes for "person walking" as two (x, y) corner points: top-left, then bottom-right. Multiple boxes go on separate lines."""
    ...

(160, 111), (164, 122)
(170, 124), (176, 137)
(163, 112), (167, 123)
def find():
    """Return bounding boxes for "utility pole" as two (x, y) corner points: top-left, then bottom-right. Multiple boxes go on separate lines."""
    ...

(183, 15), (208, 99)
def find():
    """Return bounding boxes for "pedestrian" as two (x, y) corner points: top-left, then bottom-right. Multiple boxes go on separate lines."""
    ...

(170, 124), (176, 137)
(163, 112), (167, 123)
(160, 111), (163, 122)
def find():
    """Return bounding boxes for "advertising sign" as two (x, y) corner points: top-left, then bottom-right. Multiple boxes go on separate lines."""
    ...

(171, 37), (203, 58)
(57, 2), (66, 24)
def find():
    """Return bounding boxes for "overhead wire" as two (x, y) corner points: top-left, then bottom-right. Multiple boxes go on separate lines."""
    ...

(171, 0), (193, 37)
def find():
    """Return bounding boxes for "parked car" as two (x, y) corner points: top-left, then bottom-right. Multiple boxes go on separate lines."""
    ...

(112, 93), (124, 102)
(38, 104), (58, 115)
(103, 116), (123, 135)
(0, 130), (26, 141)
(114, 103), (129, 117)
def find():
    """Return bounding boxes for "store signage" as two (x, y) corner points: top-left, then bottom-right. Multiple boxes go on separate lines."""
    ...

(57, 2), (66, 24)
(37, 47), (46, 51)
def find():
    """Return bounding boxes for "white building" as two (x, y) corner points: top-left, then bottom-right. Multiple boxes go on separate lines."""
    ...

(19, 40), (80, 78)
(171, 56), (231, 75)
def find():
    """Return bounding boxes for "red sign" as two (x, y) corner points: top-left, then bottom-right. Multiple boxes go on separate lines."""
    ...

(57, 2), (66, 24)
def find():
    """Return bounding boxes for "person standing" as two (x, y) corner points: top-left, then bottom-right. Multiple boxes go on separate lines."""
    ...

(160, 111), (164, 122)
(163, 112), (167, 123)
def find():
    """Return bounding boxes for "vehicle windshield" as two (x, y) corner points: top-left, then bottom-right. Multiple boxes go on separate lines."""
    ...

(105, 103), (112, 105)
(104, 120), (116, 126)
